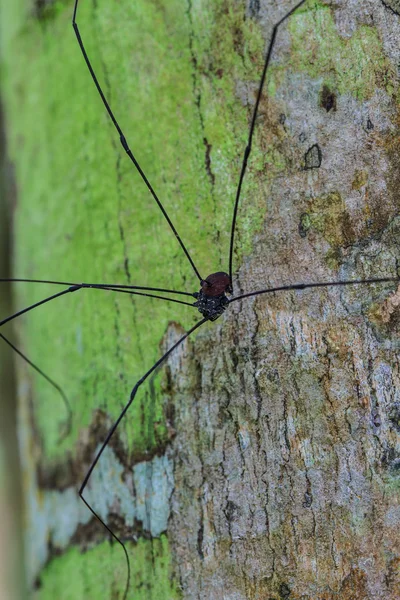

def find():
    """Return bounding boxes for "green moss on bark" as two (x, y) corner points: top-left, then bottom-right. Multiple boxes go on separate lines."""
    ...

(37, 536), (179, 599)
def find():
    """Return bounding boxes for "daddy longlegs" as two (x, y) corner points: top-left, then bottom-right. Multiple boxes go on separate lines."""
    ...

(2, 0), (400, 597)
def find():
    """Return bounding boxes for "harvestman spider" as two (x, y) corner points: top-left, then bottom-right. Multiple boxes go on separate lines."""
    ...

(1, 0), (400, 597)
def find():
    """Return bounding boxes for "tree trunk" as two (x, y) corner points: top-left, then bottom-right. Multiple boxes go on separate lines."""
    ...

(1, 0), (400, 598)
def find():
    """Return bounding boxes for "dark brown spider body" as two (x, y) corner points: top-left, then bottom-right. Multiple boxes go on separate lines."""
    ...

(193, 272), (232, 321)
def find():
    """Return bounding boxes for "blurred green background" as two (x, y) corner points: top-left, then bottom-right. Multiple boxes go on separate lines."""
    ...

(0, 99), (24, 598)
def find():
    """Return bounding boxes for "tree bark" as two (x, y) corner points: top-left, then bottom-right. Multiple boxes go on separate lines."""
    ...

(1, 0), (400, 598)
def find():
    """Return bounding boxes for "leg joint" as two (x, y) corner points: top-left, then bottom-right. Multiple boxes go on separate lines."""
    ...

(120, 134), (130, 153)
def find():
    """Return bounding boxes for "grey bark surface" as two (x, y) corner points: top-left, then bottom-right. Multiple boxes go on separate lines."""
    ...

(165, 1), (400, 598)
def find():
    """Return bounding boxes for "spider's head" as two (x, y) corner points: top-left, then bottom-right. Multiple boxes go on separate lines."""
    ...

(193, 272), (232, 320)
(201, 272), (232, 297)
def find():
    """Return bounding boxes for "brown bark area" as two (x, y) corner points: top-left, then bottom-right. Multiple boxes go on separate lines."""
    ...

(163, 1), (400, 598)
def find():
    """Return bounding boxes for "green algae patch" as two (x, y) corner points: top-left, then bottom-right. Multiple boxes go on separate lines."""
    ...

(36, 536), (180, 600)
(0, 0), (277, 462)
(289, 2), (398, 101)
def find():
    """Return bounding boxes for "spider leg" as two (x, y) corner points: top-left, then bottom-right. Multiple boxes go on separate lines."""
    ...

(228, 0), (308, 283)
(0, 285), (197, 439)
(72, 0), (202, 282)
(101, 287), (196, 306)
(78, 317), (207, 600)
(229, 275), (400, 303)
(0, 286), (79, 327)
(0, 278), (196, 299)
(0, 332), (72, 439)
(0, 284), (197, 329)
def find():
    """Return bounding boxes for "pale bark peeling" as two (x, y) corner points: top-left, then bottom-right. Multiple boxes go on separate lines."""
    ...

(18, 374), (174, 584)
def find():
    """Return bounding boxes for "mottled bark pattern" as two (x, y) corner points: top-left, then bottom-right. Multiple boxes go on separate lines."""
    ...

(165, 1), (400, 598)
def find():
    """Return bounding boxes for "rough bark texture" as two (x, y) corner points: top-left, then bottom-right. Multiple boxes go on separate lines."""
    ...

(1, 0), (400, 599)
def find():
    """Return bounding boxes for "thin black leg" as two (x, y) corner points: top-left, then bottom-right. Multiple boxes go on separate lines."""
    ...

(228, 0), (308, 283)
(0, 287), (80, 327)
(0, 333), (72, 438)
(78, 317), (207, 600)
(72, 0), (202, 282)
(0, 278), (196, 298)
(0, 283), (197, 329)
(77, 284), (197, 306)
(229, 276), (400, 304)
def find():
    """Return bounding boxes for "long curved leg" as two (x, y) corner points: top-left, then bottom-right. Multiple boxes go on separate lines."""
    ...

(0, 287), (80, 327)
(78, 317), (207, 600)
(228, 0), (308, 283)
(72, 0), (202, 282)
(229, 275), (400, 304)
(0, 278), (196, 299)
(0, 333), (72, 438)
(0, 283), (197, 328)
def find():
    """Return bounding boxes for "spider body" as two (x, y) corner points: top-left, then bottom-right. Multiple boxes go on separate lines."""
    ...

(193, 271), (232, 320)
